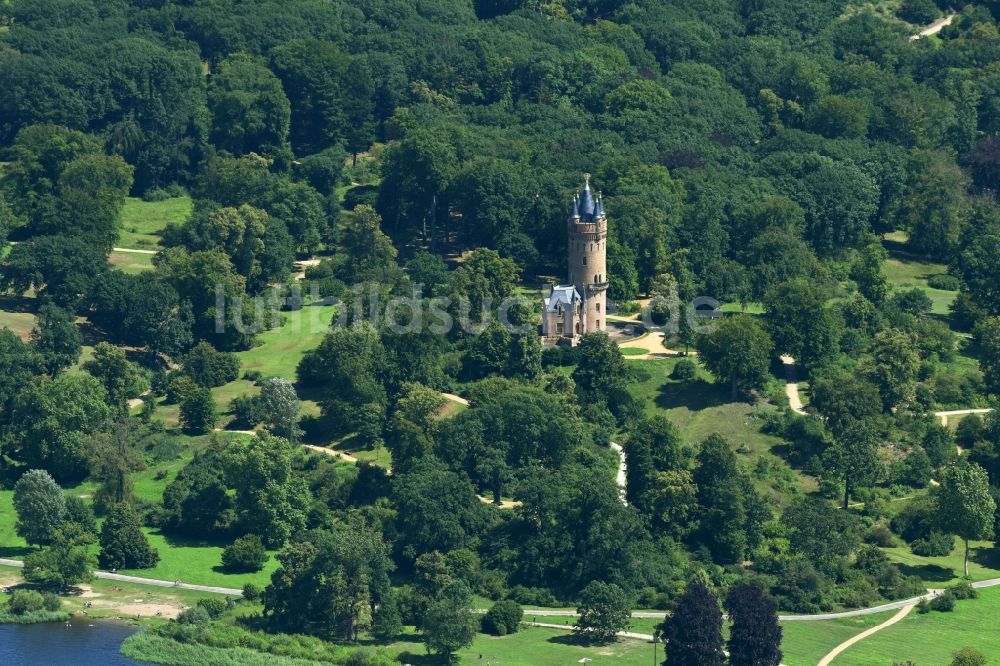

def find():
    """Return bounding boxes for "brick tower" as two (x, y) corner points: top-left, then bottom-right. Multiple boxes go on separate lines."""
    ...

(567, 174), (607, 334)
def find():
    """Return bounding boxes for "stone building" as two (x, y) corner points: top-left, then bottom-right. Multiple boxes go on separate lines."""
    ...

(542, 175), (608, 343)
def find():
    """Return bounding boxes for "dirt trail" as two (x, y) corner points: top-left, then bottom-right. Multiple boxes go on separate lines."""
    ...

(781, 355), (807, 415)
(817, 604), (915, 666)
(910, 13), (955, 40)
(303, 443), (359, 463)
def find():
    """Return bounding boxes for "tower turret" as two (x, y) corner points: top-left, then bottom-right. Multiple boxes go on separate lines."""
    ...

(566, 174), (608, 335)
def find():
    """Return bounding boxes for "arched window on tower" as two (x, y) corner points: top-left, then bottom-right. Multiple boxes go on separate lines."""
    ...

(582, 256), (587, 266)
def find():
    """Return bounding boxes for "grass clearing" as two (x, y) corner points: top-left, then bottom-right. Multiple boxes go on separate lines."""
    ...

(841, 585), (1000, 664)
(108, 249), (155, 274)
(779, 612), (896, 666)
(384, 625), (655, 665)
(106, 528), (278, 590)
(626, 358), (816, 502)
(883, 540), (1000, 588)
(119, 196), (192, 250)
(882, 237), (957, 316)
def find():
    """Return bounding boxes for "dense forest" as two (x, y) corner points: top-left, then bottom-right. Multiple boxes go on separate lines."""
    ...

(5, 0), (1000, 663)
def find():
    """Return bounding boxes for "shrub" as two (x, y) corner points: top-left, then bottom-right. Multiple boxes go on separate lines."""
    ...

(929, 591), (955, 612)
(949, 583), (978, 600)
(242, 583), (262, 602)
(343, 184), (379, 210)
(243, 369), (263, 382)
(864, 525), (895, 547)
(197, 597), (229, 619)
(482, 599), (523, 636)
(916, 599), (931, 614)
(911, 531), (954, 557)
(952, 648), (988, 666)
(231, 394), (264, 429)
(928, 274), (960, 291)
(507, 585), (558, 607)
(176, 606), (211, 625)
(41, 592), (61, 612)
(616, 301), (640, 315)
(671, 359), (697, 381)
(142, 188), (172, 202)
(7, 590), (45, 615)
(221, 535), (268, 573)
(183, 342), (240, 388)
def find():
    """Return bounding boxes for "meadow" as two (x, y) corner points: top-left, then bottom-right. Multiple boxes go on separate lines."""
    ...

(118, 196), (192, 250)
(840, 585), (1000, 664)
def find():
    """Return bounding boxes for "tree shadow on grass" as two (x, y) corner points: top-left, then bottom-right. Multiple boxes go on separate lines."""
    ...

(154, 529), (228, 551)
(394, 651), (446, 665)
(971, 546), (1000, 571)
(654, 378), (730, 412)
(896, 563), (955, 583)
(0, 294), (36, 314)
(0, 545), (33, 558)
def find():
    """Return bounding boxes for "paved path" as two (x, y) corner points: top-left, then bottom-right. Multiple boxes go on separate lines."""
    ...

(817, 604), (915, 666)
(910, 13), (955, 40)
(781, 355), (807, 415)
(0, 558), (243, 596)
(934, 408), (992, 426)
(111, 247), (157, 255)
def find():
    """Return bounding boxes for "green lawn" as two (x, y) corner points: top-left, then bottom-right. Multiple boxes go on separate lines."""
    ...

(236, 303), (337, 380)
(107, 528), (278, 589)
(626, 358), (816, 501)
(384, 626), (656, 666)
(0, 490), (29, 558)
(883, 251), (956, 316)
(119, 196), (192, 249)
(108, 249), (155, 274)
(883, 540), (1000, 588)
(841, 585), (1000, 664)
(0, 308), (35, 340)
(780, 612), (896, 666)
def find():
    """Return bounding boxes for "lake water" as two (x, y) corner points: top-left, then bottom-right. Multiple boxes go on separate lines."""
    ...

(0, 621), (144, 665)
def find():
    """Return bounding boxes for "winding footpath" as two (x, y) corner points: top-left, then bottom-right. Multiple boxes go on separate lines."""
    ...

(817, 605), (915, 666)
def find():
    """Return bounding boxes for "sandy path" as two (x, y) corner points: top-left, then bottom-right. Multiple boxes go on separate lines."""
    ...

(303, 444), (359, 463)
(111, 247), (157, 255)
(817, 604), (915, 666)
(934, 408), (992, 426)
(440, 392), (470, 406)
(910, 13), (955, 40)
(781, 355), (807, 415)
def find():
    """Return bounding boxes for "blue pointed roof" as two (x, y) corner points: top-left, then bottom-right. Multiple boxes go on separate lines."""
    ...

(579, 174), (595, 218)
(570, 194), (580, 219)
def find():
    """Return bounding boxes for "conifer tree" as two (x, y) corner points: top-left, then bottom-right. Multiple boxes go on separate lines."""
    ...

(99, 503), (160, 569)
(661, 580), (725, 666)
(725, 583), (782, 666)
